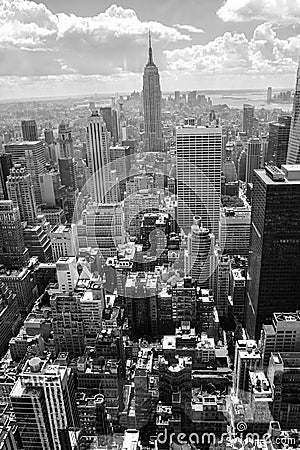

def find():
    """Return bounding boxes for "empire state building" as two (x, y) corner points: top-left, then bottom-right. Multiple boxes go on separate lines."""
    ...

(143, 33), (164, 152)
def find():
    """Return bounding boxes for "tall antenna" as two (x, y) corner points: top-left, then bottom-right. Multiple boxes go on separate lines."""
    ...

(148, 30), (154, 65)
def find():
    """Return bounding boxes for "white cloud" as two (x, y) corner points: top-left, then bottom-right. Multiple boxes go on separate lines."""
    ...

(217, 0), (300, 24)
(165, 23), (299, 76)
(0, 1), (190, 77)
(175, 24), (204, 33)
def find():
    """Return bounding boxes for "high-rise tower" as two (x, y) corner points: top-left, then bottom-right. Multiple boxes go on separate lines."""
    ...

(246, 137), (261, 184)
(5, 141), (47, 205)
(86, 111), (111, 203)
(58, 121), (74, 158)
(21, 119), (38, 141)
(287, 63), (300, 164)
(143, 32), (163, 152)
(0, 200), (29, 269)
(185, 216), (214, 288)
(7, 165), (37, 225)
(246, 165), (300, 339)
(0, 153), (13, 200)
(267, 115), (291, 167)
(243, 104), (255, 136)
(176, 120), (222, 237)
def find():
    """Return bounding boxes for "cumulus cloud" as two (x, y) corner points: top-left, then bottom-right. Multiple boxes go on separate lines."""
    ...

(0, 0), (190, 77)
(165, 22), (299, 76)
(175, 24), (204, 33)
(217, 0), (300, 24)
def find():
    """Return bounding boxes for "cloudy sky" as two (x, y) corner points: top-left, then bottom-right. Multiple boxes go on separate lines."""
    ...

(1, 0), (300, 98)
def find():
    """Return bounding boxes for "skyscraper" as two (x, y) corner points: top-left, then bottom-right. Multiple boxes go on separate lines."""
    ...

(143, 32), (163, 152)
(246, 165), (300, 339)
(267, 87), (272, 103)
(0, 200), (29, 269)
(58, 157), (77, 189)
(246, 137), (261, 184)
(0, 153), (13, 200)
(77, 203), (125, 259)
(21, 119), (38, 141)
(7, 165), (37, 225)
(5, 141), (47, 205)
(287, 63), (300, 164)
(185, 216), (214, 288)
(243, 104), (255, 136)
(176, 121), (222, 237)
(86, 111), (111, 203)
(58, 121), (74, 158)
(44, 127), (54, 145)
(267, 115), (291, 167)
(100, 106), (120, 145)
(10, 356), (79, 450)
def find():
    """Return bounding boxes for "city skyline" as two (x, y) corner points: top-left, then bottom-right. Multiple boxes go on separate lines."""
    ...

(1, 0), (300, 99)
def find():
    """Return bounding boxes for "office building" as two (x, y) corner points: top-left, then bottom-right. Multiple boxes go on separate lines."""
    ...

(246, 138), (261, 184)
(233, 340), (261, 399)
(7, 165), (37, 225)
(287, 63), (300, 164)
(215, 255), (230, 317)
(238, 148), (247, 181)
(5, 141), (46, 204)
(58, 121), (74, 158)
(86, 111), (112, 203)
(21, 119), (38, 141)
(246, 165), (300, 339)
(267, 352), (300, 429)
(50, 258), (103, 355)
(100, 106), (120, 145)
(267, 116), (291, 167)
(261, 312), (300, 366)
(125, 272), (160, 338)
(175, 90), (180, 104)
(176, 122), (222, 236)
(109, 145), (129, 198)
(0, 200), (29, 269)
(267, 87), (272, 103)
(185, 216), (213, 288)
(0, 153), (13, 200)
(77, 203), (125, 259)
(77, 393), (111, 445)
(23, 225), (52, 262)
(0, 281), (20, 356)
(58, 157), (77, 189)
(0, 258), (38, 315)
(10, 356), (79, 450)
(219, 207), (251, 256)
(243, 104), (255, 136)
(44, 127), (54, 145)
(50, 224), (77, 261)
(39, 170), (62, 206)
(143, 32), (164, 152)
(0, 413), (21, 449)
(230, 266), (247, 319)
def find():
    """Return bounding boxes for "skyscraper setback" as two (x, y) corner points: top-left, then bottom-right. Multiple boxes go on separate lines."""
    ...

(287, 63), (300, 164)
(143, 32), (163, 152)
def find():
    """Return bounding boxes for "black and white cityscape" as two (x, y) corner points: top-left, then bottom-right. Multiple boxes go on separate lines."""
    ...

(0, 0), (300, 449)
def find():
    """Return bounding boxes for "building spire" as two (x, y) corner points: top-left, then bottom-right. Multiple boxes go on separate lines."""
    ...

(148, 30), (154, 65)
